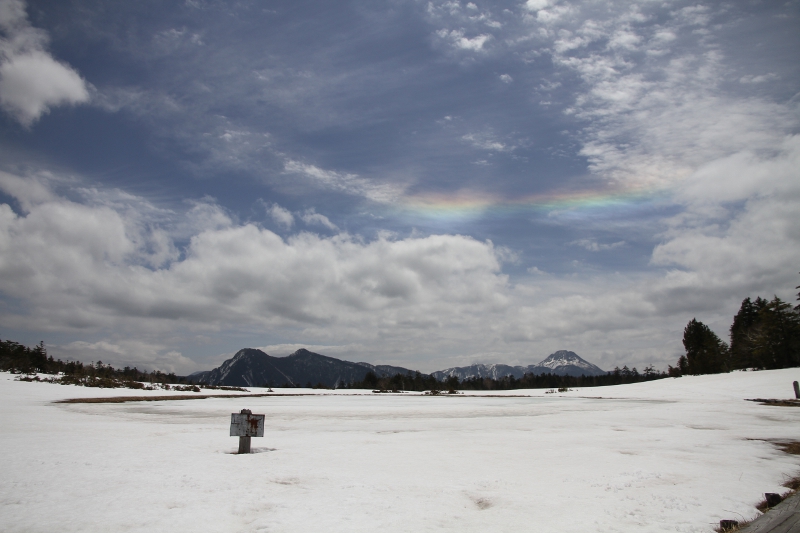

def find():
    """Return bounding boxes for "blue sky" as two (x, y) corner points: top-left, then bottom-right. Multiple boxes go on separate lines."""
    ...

(0, 0), (798, 373)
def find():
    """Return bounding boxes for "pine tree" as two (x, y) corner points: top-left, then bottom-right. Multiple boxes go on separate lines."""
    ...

(751, 297), (800, 369)
(730, 297), (765, 369)
(683, 319), (730, 375)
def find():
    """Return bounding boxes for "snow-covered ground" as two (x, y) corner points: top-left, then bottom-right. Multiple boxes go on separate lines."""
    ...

(2, 370), (800, 533)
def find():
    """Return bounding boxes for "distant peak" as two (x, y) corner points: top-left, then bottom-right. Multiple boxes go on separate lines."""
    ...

(533, 350), (605, 375)
(232, 348), (269, 359)
(540, 350), (580, 361)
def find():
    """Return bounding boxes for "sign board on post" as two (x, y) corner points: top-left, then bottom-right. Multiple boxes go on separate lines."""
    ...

(230, 409), (265, 454)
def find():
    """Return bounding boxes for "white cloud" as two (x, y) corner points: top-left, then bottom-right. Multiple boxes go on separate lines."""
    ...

(457, 33), (491, 50)
(2, 1), (797, 373)
(650, 136), (800, 292)
(283, 160), (404, 203)
(0, 176), (511, 353)
(420, 0), (800, 368)
(529, 7), (800, 194)
(2, 173), (795, 372)
(494, 245), (520, 264)
(267, 203), (294, 229)
(570, 239), (626, 252)
(462, 132), (513, 152)
(499, 73), (513, 83)
(524, 0), (550, 12)
(739, 73), (778, 84)
(607, 29), (641, 51)
(300, 208), (338, 231)
(535, 5), (574, 24)
(436, 29), (492, 51)
(512, 0), (800, 342)
(0, 0), (89, 126)
(0, 170), (56, 210)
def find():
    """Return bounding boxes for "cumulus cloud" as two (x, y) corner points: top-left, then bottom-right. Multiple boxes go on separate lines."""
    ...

(0, 175), (510, 348)
(2, 172), (795, 371)
(436, 29), (491, 51)
(0, 0), (89, 126)
(524, 0), (550, 11)
(300, 208), (338, 231)
(267, 203), (294, 229)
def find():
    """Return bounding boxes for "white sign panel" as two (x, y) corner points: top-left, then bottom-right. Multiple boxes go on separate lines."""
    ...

(230, 413), (265, 437)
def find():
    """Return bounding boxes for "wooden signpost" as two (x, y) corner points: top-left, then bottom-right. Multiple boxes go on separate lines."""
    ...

(230, 408), (265, 454)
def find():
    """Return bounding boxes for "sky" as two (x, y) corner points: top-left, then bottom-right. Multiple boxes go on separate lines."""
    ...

(0, 0), (798, 374)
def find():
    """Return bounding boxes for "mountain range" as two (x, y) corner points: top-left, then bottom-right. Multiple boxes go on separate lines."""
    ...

(189, 349), (605, 388)
(430, 351), (606, 381)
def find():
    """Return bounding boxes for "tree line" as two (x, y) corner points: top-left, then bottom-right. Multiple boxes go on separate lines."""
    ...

(669, 289), (800, 376)
(0, 339), (195, 388)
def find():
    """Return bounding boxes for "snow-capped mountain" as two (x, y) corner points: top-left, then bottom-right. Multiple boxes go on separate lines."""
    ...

(190, 348), (605, 387)
(430, 351), (606, 381)
(527, 350), (606, 377)
(430, 363), (527, 381)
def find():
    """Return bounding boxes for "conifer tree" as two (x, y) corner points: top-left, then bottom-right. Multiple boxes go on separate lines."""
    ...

(730, 297), (766, 369)
(682, 319), (730, 375)
(750, 296), (800, 369)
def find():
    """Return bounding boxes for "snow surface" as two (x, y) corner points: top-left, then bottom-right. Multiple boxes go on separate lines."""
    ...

(2, 370), (800, 532)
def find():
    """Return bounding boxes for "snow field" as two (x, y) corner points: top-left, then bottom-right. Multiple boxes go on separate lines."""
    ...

(1, 370), (800, 532)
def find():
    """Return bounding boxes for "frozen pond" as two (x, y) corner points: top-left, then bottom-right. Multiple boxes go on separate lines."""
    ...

(2, 370), (800, 532)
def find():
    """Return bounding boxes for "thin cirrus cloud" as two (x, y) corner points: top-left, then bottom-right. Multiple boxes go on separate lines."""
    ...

(571, 239), (625, 252)
(283, 160), (405, 204)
